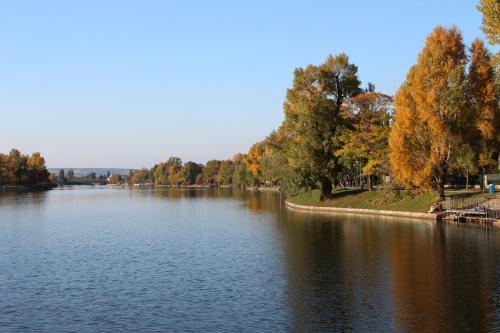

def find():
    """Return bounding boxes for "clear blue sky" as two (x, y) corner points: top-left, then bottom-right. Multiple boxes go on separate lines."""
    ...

(0, 0), (487, 168)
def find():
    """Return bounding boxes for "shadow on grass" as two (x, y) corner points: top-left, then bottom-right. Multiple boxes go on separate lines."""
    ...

(330, 188), (367, 199)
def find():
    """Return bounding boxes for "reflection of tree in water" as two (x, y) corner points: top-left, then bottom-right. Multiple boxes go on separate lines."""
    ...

(277, 213), (500, 332)
(389, 223), (498, 333)
(278, 213), (395, 332)
(0, 190), (48, 209)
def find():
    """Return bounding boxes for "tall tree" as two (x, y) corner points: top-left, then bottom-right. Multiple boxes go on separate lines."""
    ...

(389, 26), (468, 198)
(468, 38), (499, 172)
(451, 144), (477, 189)
(202, 160), (221, 185)
(217, 160), (234, 185)
(282, 54), (361, 199)
(477, 0), (500, 93)
(337, 92), (393, 190)
(180, 161), (202, 185)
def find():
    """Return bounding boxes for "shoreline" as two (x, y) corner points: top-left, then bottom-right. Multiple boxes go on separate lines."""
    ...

(285, 199), (444, 221)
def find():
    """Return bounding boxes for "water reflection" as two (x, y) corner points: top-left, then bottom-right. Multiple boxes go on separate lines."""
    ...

(0, 187), (498, 332)
(276, 209), (500, 332)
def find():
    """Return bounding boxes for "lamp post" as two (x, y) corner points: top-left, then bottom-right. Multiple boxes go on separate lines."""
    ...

(355, 160), (361, 188)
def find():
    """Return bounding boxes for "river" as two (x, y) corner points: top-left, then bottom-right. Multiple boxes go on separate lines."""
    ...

(0, 187), (498, 332)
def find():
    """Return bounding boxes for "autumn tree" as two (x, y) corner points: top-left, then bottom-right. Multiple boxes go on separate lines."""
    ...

(202, 160), (221, 185)
(0, 149), (51, 186)
(217, 160), (234, 185)
(108, 174), (121, 184)
(281, 53), (361, 199)
(259, 130), (289, 186)
(389, 26), (468, 198)
(180, 161), (202, 185)
(166, 156), (182, 186)
(245, 142), (265, 184)
(151, 163), (168, 186)
(337, 92), (392, 190)
(130, 168), (151, 185)
(477, 0), (499, 90)
(468, 38), (499, 172)
(27, 152), (50, 185)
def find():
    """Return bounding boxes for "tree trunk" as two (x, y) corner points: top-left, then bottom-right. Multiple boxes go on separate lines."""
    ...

(320, 179), (333, 201)
(437, 177), (445, 199)
(367, 175), (372, 191)
(465, 171), (469, 190)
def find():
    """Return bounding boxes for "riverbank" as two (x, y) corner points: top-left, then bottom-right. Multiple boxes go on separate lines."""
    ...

(1, 183), (57, 191)
(286, 188), (495, 220)
(285, 200), (443, 220)
(290, 188), (493, 211)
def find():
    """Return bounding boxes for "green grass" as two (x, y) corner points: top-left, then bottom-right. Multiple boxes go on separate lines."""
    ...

(289, 188), (495, 213)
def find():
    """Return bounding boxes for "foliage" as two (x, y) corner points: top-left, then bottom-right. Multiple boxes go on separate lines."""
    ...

(389, 26), (469, 198)
(451, 144), (477, 189)
(280, 53), (361, 199)
(468, 38), (499, 172)
(202, 160), (221, 185)
(336, 91), (393, 190)
(0, 149), (51, 186)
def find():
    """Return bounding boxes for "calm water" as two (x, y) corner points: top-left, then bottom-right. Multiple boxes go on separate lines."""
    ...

(0, 187), (499, 333)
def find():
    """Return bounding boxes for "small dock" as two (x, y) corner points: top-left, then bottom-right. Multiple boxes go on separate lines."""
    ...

(442, 196), (500, 225)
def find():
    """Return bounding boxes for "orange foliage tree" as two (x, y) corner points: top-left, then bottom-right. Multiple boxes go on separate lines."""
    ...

(468, 38), (499, 171)
(389, 27), (468, 198)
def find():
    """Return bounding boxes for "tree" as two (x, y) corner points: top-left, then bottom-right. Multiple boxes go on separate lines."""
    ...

(389, 26), (468, 198)
(281, 53), (361, 199)
(468, 39), (499, 173)
(202, 160), (221, 185)
(130, 168), (150, 185)
(258, 130), (289, 186)
(217, 160), (234, 185)
(27, 152), (50, 185)
(452, 144), (477, 189)
(58, 169), (66, 183)
(152, 163), (169, 186)
(165, 157), (182, 186)
(67, 169), (75, 179)
(108, 174), (121, 184)
(232, 160), (251, 187)
(180, 162), (202, 185)
(245, 142), (265, 184)
(337, 92), (393, 190)
(477, 0), (500, 93)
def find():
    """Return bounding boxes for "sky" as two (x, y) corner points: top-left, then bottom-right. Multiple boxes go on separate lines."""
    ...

(0, 0), (489, 168)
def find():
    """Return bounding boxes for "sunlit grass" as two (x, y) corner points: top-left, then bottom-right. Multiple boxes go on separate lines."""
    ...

(289, 188), (494, 213)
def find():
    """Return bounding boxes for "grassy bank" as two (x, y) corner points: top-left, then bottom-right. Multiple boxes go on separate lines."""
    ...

(289, 188), (493, 213)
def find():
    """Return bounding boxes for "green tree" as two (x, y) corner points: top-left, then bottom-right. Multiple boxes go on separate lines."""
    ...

(281, 53), (361, 199)
(58, 169), (65, 183)
(217, 160), (235, 185)
(180, 161), (202, 185)
(27, 152), (50, 185)
(67, 169), (75, 179)
(336, 92), (393, 190)
(202, 160), (221, 185)
(452, 144), (477, 189)
(166, 157), (183, 186)
(152, 163), (169, 186)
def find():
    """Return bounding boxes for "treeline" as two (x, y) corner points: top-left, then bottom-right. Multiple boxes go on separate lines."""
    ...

(129, 23), (498, 199)
(0, 149), (52, 187)
(57, 169), (108, 184)
(226, 20), (498, 199)
(122, 155), (255, 187)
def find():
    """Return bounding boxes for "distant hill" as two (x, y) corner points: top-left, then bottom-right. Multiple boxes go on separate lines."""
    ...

(48, 168), (133, 177)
